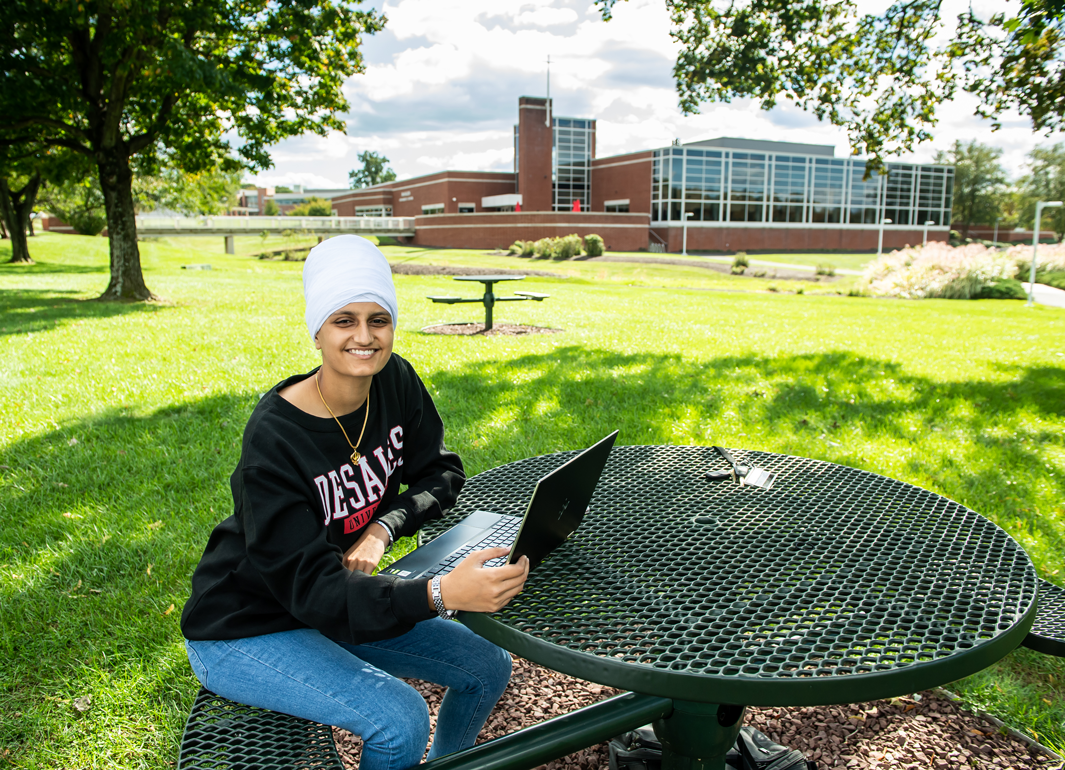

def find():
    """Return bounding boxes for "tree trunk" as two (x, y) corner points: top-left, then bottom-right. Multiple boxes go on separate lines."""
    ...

(97, 145), (154, 300)
(0, 172), (41, 264)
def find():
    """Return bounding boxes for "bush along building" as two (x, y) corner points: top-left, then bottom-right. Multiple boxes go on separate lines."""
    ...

(330, 97), (955, 253)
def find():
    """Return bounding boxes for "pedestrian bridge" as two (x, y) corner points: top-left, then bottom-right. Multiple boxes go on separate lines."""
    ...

(135, 215), (416, 253)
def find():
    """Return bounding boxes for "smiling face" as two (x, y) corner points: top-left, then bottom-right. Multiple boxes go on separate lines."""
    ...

(314, 302), (394, 380)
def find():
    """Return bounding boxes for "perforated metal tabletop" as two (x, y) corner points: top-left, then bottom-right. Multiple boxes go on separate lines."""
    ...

(425, 445), (1039, 707)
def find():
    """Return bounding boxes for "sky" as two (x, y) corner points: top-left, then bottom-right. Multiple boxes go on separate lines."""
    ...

(250, 0), (1062, 190)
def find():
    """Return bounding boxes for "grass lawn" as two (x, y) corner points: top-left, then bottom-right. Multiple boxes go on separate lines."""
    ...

(1, 232), (1063, 768)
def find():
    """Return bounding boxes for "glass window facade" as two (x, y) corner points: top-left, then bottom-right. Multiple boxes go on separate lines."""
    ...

(651, 147), (953, 227)
(553, 118), (592, 211)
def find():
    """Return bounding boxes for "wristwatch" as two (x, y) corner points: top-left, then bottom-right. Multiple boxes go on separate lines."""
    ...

(431, 576), (457, 620)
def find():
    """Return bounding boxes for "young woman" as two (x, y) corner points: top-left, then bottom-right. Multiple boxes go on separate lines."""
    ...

(181, 235), (529, 770)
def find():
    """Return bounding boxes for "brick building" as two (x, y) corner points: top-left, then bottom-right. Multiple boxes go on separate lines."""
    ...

(330, 97), (955, 253)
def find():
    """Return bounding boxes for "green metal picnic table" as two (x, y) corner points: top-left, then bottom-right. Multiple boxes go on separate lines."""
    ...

(418, 444), (1039, 770)
(427, 275), (548, 331)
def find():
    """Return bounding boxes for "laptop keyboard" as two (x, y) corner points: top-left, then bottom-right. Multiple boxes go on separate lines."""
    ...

(423, 516), (522, 577)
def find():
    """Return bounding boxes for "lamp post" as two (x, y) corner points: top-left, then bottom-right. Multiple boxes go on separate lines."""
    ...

(922, 219), (935, 246)
(1028, 200), (1064, 306)
(682, 211), (693, 256)
(877, 217), (892, 258)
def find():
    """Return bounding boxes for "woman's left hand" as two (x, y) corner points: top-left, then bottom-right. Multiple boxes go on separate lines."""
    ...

(343, 523), (390, 574)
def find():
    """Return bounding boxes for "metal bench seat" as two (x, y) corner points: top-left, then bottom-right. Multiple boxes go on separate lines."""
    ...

(178, 687), (344, 770)
(513, 291), (550, 300)
(427, 295), (466, 304)
(1022, 578), (1065, 657)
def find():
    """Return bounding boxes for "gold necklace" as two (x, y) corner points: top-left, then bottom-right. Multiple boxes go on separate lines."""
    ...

(315, 372), (371, 465)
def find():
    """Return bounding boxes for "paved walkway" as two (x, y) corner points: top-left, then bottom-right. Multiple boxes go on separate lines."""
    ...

(1022, 282), (1065, 308)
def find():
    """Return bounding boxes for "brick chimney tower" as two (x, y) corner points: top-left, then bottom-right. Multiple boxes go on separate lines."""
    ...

(516, 96), (553, 212)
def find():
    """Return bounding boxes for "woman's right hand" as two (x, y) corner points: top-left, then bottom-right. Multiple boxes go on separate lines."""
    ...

(436, 547), (529, 613)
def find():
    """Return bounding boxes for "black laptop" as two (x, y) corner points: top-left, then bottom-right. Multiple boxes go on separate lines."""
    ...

(381, 431), (618, 579)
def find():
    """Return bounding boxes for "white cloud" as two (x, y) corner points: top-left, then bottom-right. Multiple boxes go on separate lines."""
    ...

(514, 6), (579, 26)
(251, 0), (1062, 188)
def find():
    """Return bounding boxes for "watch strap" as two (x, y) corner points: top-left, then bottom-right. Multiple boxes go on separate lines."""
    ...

(431, 576), (457, 619)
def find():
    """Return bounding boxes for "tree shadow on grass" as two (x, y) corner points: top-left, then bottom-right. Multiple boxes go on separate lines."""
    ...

(1, 348), (1063, 764)
(0, 260), (108, 275)
(0, 288), (169, 338)
(0, 393), (258, 765)
(426, 346), (1064, 567)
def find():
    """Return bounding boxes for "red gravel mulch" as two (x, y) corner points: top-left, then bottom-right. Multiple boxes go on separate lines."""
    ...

(420, 323), (561, 336)
(332, 657), (1060, 770)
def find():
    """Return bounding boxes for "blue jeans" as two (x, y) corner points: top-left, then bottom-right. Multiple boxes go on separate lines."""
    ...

(185, 618), (512, 770)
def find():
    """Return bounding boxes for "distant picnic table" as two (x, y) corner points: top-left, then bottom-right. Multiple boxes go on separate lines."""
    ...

(427, 275), (549, 331)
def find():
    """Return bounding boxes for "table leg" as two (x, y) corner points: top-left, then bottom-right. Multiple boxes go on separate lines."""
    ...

(481, 282), (496, 331)
(653, 701), (746, 770)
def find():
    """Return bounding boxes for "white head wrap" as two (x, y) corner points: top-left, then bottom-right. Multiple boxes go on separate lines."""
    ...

(302, 235), (397, 341)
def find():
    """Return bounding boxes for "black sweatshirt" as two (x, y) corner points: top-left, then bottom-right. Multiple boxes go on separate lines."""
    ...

(180, 354), (465, 644)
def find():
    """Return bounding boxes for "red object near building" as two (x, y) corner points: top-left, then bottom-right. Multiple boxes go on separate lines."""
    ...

(572, 200), (581, 212)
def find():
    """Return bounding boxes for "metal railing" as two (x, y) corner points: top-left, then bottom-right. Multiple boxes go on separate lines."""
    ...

(135, 215), (416, 232)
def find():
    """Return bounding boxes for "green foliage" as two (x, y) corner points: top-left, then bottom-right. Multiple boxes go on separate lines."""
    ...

(557, 234), (583, 259)
(731, 252), (749, 274)
(815, 263), (836, 276)
(595, 0), (1065, 174)
(531, 235), (584, 260)
(970, 278), (1027, 300)
(262, 199), (280, 216)
(135, 167), (243, 216)
(533, 237), (557, 258)
(583, 233), (605, 257)
(348, 151), (398, 189)
(508, 240), (535, 256)
(954, 1), (1065, 136)
(40, 177), (107, 236)
(934, 141), (1009, 237)
(286, 197), (333, 217)
(1018, 143), (1065, 241)
(0, 0), (385, 299)
(1037, 269), (1065, 290)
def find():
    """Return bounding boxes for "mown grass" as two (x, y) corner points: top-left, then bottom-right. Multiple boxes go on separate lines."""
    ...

(1, 232), (1063, 768)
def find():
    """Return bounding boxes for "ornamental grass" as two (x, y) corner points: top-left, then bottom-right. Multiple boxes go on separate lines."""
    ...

(861, 242), (1065, 299)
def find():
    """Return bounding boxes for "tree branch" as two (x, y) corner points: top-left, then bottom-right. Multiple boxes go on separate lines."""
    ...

(0, 116), (91, 142)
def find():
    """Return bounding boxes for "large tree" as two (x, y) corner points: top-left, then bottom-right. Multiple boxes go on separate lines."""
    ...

(348, 151), (397, 189)
(933, 141), (1008, 239)
(0, 155), (42, 264)
(595, 0), (1065, 175)
(1020, 143), (1065, 242)
(0, 0), (384, 300)
(0, 143), (83, 263)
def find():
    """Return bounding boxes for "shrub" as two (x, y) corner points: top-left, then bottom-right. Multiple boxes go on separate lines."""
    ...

(796, 286), (805, 295)
(731, 252), (748, 275)
(263, 199), (280, 216)
(556, 233), (582, 259)
(533, 237), (556, 258)
(1037, 270), (1065, 290)
(1008, 242), (1065, 278)
(815, 263), (836, 276)
(507, 240), (536, 257)
(861, 242), (1024, 299)
(583, 233), (605, 257)
(287, 197), (332, 217)
(971, 279), (1027, 300)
